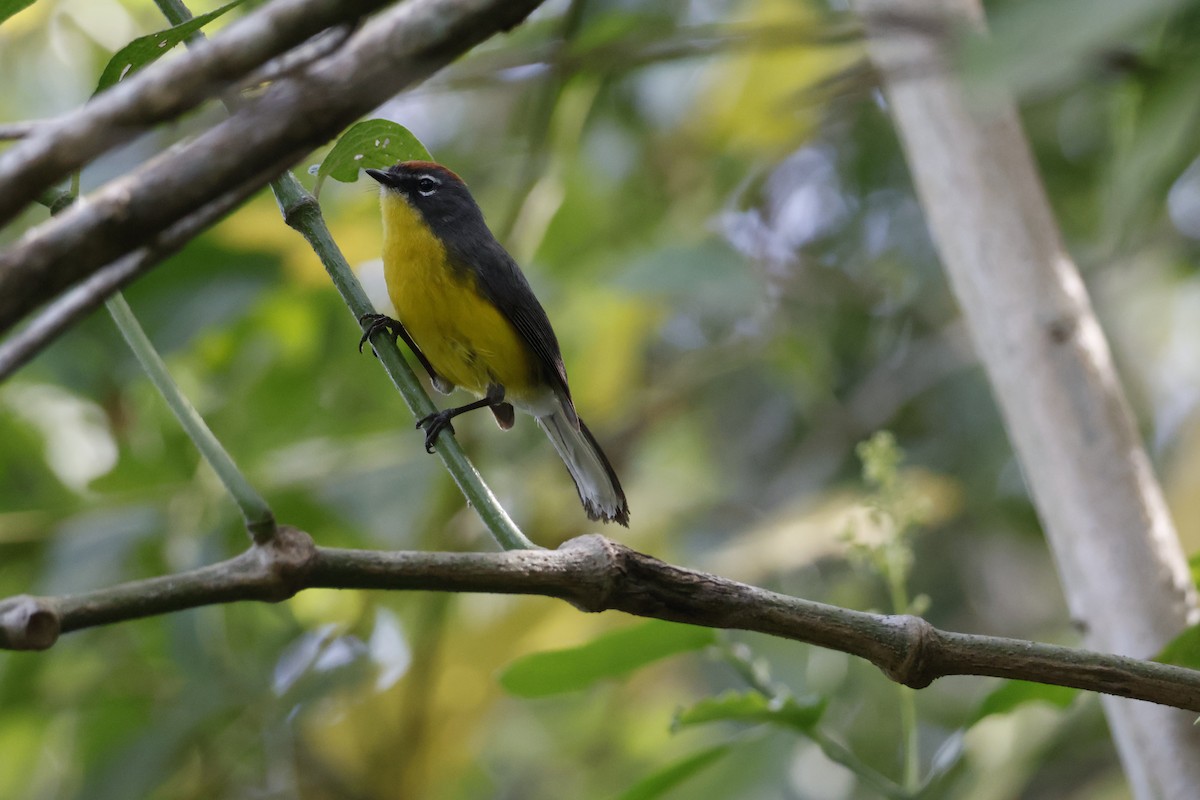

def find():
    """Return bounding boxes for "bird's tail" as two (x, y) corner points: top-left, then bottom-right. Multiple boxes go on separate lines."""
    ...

(537, 411), (629, 526)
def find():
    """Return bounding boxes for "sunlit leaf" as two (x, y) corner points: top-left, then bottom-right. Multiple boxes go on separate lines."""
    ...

(674, 690), (826, 733)
(93, 0), (244, 96)
(313, 119), (432, 198)
(0, 0), (35, 26)
(970, 680), (1078, 724)
(615, 744), (733, 800)
(499, 620), (716, 697)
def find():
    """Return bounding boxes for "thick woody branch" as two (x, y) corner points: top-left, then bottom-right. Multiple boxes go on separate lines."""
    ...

(0, 0), (545, 339)
(0, 0), (390, 228)
(3, 529), (1199, 714)
(856, 0), (1200, 793)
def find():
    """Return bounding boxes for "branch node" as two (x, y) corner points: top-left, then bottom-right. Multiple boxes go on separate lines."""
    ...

(252, 525), (318, 601)
(555, 534), (623, 612)
(246, 512), (280, 545)
(0, 595), (61, 651)
(879, 614), (938, 688)
(279, 189), (318, 229)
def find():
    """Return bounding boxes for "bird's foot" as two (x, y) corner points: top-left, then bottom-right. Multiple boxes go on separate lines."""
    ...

(415, 410), (456, 453)
(357, 313), (400, 355)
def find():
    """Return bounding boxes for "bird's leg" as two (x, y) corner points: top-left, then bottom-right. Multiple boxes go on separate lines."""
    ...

(358, 313), (452, 393)
(416, 383), (506, 453)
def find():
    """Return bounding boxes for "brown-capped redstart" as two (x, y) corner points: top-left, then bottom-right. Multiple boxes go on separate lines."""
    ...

(362, 161), (629, 526)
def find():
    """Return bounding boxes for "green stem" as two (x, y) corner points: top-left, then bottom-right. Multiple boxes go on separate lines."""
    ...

(152, 0), (535, 551)
(106, 294), (276, 542)
(270, 176), (535, 551)
(153, 0), (193, 26)
(35, 172), (277, 543)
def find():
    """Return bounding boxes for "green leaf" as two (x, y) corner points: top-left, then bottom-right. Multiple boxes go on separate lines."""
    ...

(0, 0), (35, 26)
(1156, 623), (1200, 670)
(674, 690), (826, 733)
(93, 0), (244, 96)
(1190, 552), (1200, 590)
(614, 744), (732, 800)
(970, 680), (1078, 724)
(313, 120), (433, 198)
(499, 620), (717, 698)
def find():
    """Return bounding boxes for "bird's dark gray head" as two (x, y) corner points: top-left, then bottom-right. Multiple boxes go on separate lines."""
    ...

(365, 161), (481, 229)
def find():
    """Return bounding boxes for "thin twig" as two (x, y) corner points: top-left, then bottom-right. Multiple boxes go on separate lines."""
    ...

(0, 120), (45, 141)
(1, 530), (1198, 716)
(106, 294), (277, 542)
(431, 18), (861, 93)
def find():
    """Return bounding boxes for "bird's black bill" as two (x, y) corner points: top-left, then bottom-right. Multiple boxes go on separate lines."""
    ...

(364, 168), (392, 185)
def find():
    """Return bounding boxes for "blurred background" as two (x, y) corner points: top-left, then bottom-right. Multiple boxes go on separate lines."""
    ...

(2, 0), (1200, 797)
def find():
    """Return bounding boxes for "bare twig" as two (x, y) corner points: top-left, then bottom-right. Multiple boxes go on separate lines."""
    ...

(1, 529), (1198, 714)
(0, 120), (44, 141)
(434, 18), (861, 93)
(0, 0), (547, 341)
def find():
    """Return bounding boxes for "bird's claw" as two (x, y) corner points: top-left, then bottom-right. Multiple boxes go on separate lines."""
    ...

(416, 411), (455, 453)
(357, 313), (396, 355)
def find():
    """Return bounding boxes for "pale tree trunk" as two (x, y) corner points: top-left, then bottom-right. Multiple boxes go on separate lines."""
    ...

(855, 0), (1200, 796)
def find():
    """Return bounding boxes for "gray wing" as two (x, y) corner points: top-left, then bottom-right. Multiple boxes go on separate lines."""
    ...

(449, 233), (577, 423)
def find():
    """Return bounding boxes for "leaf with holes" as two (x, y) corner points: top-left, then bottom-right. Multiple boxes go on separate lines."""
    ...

(313, 120), (433, 199)
(93, 0), (245, 96)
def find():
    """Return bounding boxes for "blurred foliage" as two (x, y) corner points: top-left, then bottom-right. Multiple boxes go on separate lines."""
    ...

(2, 0), (1200, 797)
(499, 621), (717, 698)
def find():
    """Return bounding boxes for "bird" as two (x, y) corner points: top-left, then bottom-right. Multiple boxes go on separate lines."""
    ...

(361, 161), (629, 526)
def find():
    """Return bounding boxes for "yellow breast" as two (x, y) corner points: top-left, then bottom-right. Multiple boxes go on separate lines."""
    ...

(379, 192), (539, 399)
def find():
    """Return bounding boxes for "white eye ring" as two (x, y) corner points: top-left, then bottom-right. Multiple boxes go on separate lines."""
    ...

(416, 175), (440, 196)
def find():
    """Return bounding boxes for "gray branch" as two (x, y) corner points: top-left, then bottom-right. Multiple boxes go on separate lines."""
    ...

(856, 0), (1200, 792)
(0, 0), (391, 228)
(2, 528), (1199, 714)
(0, 0), (545, 339)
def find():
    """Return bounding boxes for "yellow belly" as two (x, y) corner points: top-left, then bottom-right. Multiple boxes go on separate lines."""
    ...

(380, 194), (538, 399)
